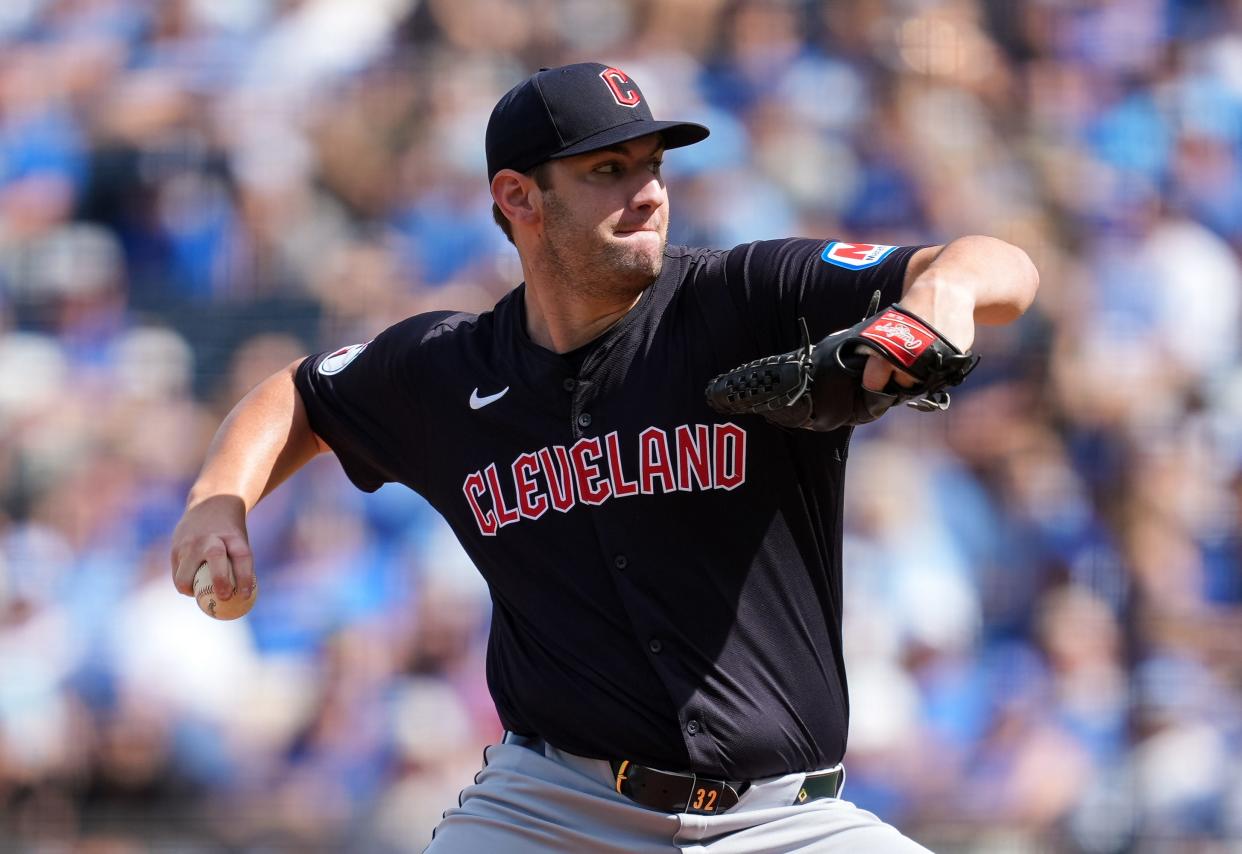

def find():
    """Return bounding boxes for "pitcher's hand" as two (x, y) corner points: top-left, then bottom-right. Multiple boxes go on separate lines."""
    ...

(170, 494), (255, 601)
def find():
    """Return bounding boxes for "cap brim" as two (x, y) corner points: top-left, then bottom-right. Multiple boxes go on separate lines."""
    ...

(549, 120), (710, 162)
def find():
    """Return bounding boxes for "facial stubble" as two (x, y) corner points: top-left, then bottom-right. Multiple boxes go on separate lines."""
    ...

(540, 190), (665, 301)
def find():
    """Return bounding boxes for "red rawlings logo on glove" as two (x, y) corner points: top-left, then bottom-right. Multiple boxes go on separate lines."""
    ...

(859, 310), (934, 368)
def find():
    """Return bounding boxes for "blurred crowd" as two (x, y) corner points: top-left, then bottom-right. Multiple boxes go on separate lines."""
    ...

(1, 0), (1241, 850)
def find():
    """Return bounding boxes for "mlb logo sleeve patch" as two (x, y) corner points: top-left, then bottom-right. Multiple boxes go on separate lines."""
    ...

(317, 342), (369, 375)
(820, 242), (898, 270)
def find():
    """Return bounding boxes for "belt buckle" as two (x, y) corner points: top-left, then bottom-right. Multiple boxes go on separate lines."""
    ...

(796, 764), (846, 804)
(685, 774), (728, 815)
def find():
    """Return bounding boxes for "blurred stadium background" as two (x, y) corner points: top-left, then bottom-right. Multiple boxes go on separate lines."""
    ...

(1, 0), (1241, 851)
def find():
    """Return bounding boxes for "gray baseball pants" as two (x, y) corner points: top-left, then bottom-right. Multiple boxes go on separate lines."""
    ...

(424, 733), (932, 853)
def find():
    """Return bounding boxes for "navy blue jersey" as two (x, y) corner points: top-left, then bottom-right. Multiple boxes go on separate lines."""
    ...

(295, 239), (919, 780)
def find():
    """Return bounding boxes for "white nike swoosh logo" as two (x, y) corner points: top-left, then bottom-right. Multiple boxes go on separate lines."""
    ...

(469, 386), (509, 410)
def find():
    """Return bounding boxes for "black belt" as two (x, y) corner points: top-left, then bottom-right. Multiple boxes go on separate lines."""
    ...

(609, 759), (845, 816)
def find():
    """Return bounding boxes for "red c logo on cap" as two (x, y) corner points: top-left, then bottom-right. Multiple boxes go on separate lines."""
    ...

(600, 67), (641, 108)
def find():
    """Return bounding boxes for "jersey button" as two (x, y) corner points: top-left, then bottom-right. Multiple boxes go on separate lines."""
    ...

(577, 412), (592, 428)
(686, 719), (700, 736)
(648, 638), (663, 654)
(613, 554), (628, 570)
(562, 378), (576, 392)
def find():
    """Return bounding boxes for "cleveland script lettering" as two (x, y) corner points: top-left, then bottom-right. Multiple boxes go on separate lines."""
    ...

(462, 423), (747, 536)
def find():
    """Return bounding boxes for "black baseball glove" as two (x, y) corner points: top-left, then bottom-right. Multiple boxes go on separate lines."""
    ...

(704, 292), (980, 431)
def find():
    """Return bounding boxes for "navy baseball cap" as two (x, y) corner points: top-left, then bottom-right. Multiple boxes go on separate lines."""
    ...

(485, 62), (709, 181)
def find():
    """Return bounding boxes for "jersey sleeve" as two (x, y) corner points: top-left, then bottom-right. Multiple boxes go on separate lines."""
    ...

(294, 313), (452, 493)
(721, 238), (929, 347)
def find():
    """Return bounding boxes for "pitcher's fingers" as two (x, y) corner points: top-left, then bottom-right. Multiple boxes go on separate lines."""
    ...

(202, 540), (235, 600)
(224, 534), (255, 598)
(863, 355), (919, 391)
(173, 552), (198, 595)
(862, 356), (895, 392)
(892, 367), (918, 388)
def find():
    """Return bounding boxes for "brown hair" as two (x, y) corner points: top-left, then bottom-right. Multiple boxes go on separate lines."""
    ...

(492, 162), (555, 244)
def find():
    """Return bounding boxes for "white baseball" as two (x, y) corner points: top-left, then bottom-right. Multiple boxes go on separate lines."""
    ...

(193, 561), (257, 620)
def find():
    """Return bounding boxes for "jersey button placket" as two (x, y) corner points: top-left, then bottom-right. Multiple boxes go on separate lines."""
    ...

(568, 377), (595, 438)
(562, 377), (577, 392)
(613, 554), (628, 570)
(648, 638), (663, 654)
